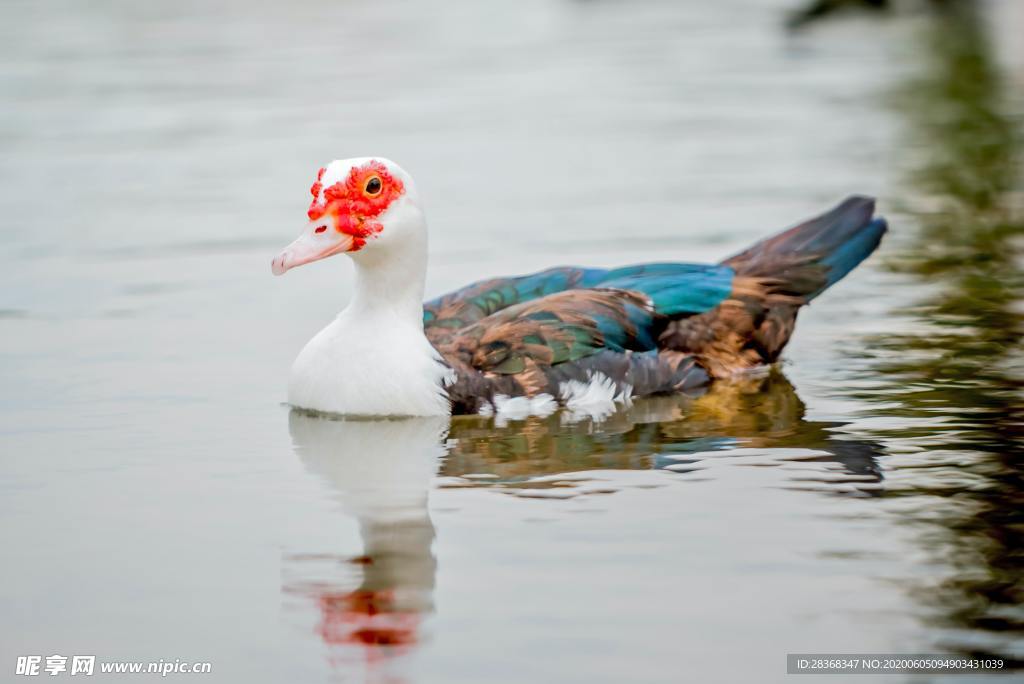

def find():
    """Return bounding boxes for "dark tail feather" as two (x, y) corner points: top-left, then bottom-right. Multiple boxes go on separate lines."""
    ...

(723, 196), (887, 300)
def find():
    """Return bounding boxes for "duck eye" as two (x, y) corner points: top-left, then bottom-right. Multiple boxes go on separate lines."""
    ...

(364, 176), (382, 195)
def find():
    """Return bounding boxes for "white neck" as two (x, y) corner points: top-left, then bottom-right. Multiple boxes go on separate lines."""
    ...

(288, 207), (452, 417)
(347, 227), (428, 324)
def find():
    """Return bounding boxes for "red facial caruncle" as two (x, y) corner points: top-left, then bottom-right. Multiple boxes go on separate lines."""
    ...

(271, 159), (407, 276)
(307, 160), (405, 252)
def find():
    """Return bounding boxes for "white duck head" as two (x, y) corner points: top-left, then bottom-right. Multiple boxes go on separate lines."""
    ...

(272, 157), (425, 276)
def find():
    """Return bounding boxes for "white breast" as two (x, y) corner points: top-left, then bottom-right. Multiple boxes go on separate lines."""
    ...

(288, 310), (452, 417)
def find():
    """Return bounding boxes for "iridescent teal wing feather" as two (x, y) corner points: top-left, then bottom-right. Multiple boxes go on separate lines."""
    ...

(596, 263), (735, 316)
(423, 262), (736, 335)
(422, 266), (602, 334)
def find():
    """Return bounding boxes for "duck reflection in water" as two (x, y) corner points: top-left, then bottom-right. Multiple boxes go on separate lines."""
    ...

(284, 412), (446, 660)
(283, 370), (886, 664)
(444, 370), (885, 487)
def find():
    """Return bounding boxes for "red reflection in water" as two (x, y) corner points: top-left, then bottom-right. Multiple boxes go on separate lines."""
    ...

(316, 588), (421, 653)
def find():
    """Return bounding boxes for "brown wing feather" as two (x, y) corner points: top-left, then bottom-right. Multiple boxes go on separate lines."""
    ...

(434, 289), (662, 413)
(659, 274), (806, 378)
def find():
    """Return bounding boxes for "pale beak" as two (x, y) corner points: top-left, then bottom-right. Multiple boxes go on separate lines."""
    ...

(271, 222), (354, 276)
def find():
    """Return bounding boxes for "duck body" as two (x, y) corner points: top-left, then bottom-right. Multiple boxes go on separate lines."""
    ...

(275, 158), (887, 418)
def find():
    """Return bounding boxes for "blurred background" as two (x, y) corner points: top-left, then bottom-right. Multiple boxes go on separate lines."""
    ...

(1, 0), (1021, 682)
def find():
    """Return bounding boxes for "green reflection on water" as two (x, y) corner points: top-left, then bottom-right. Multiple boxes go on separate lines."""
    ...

(854, 0), (1024, 663)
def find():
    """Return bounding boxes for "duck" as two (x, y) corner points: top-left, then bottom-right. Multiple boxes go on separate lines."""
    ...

(272, 157), (887, 418)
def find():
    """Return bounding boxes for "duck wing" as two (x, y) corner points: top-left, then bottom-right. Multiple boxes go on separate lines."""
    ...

(433, 286), (711, 414)
(429, 195), (887, 414)
(424, 262), (735, 343)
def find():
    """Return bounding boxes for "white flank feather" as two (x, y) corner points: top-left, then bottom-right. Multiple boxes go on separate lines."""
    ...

(488, 393), (557, 426)
(559, 371), (633, 422)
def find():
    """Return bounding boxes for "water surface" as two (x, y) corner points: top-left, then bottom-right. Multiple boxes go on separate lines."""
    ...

(1, 0), (1022, 681)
